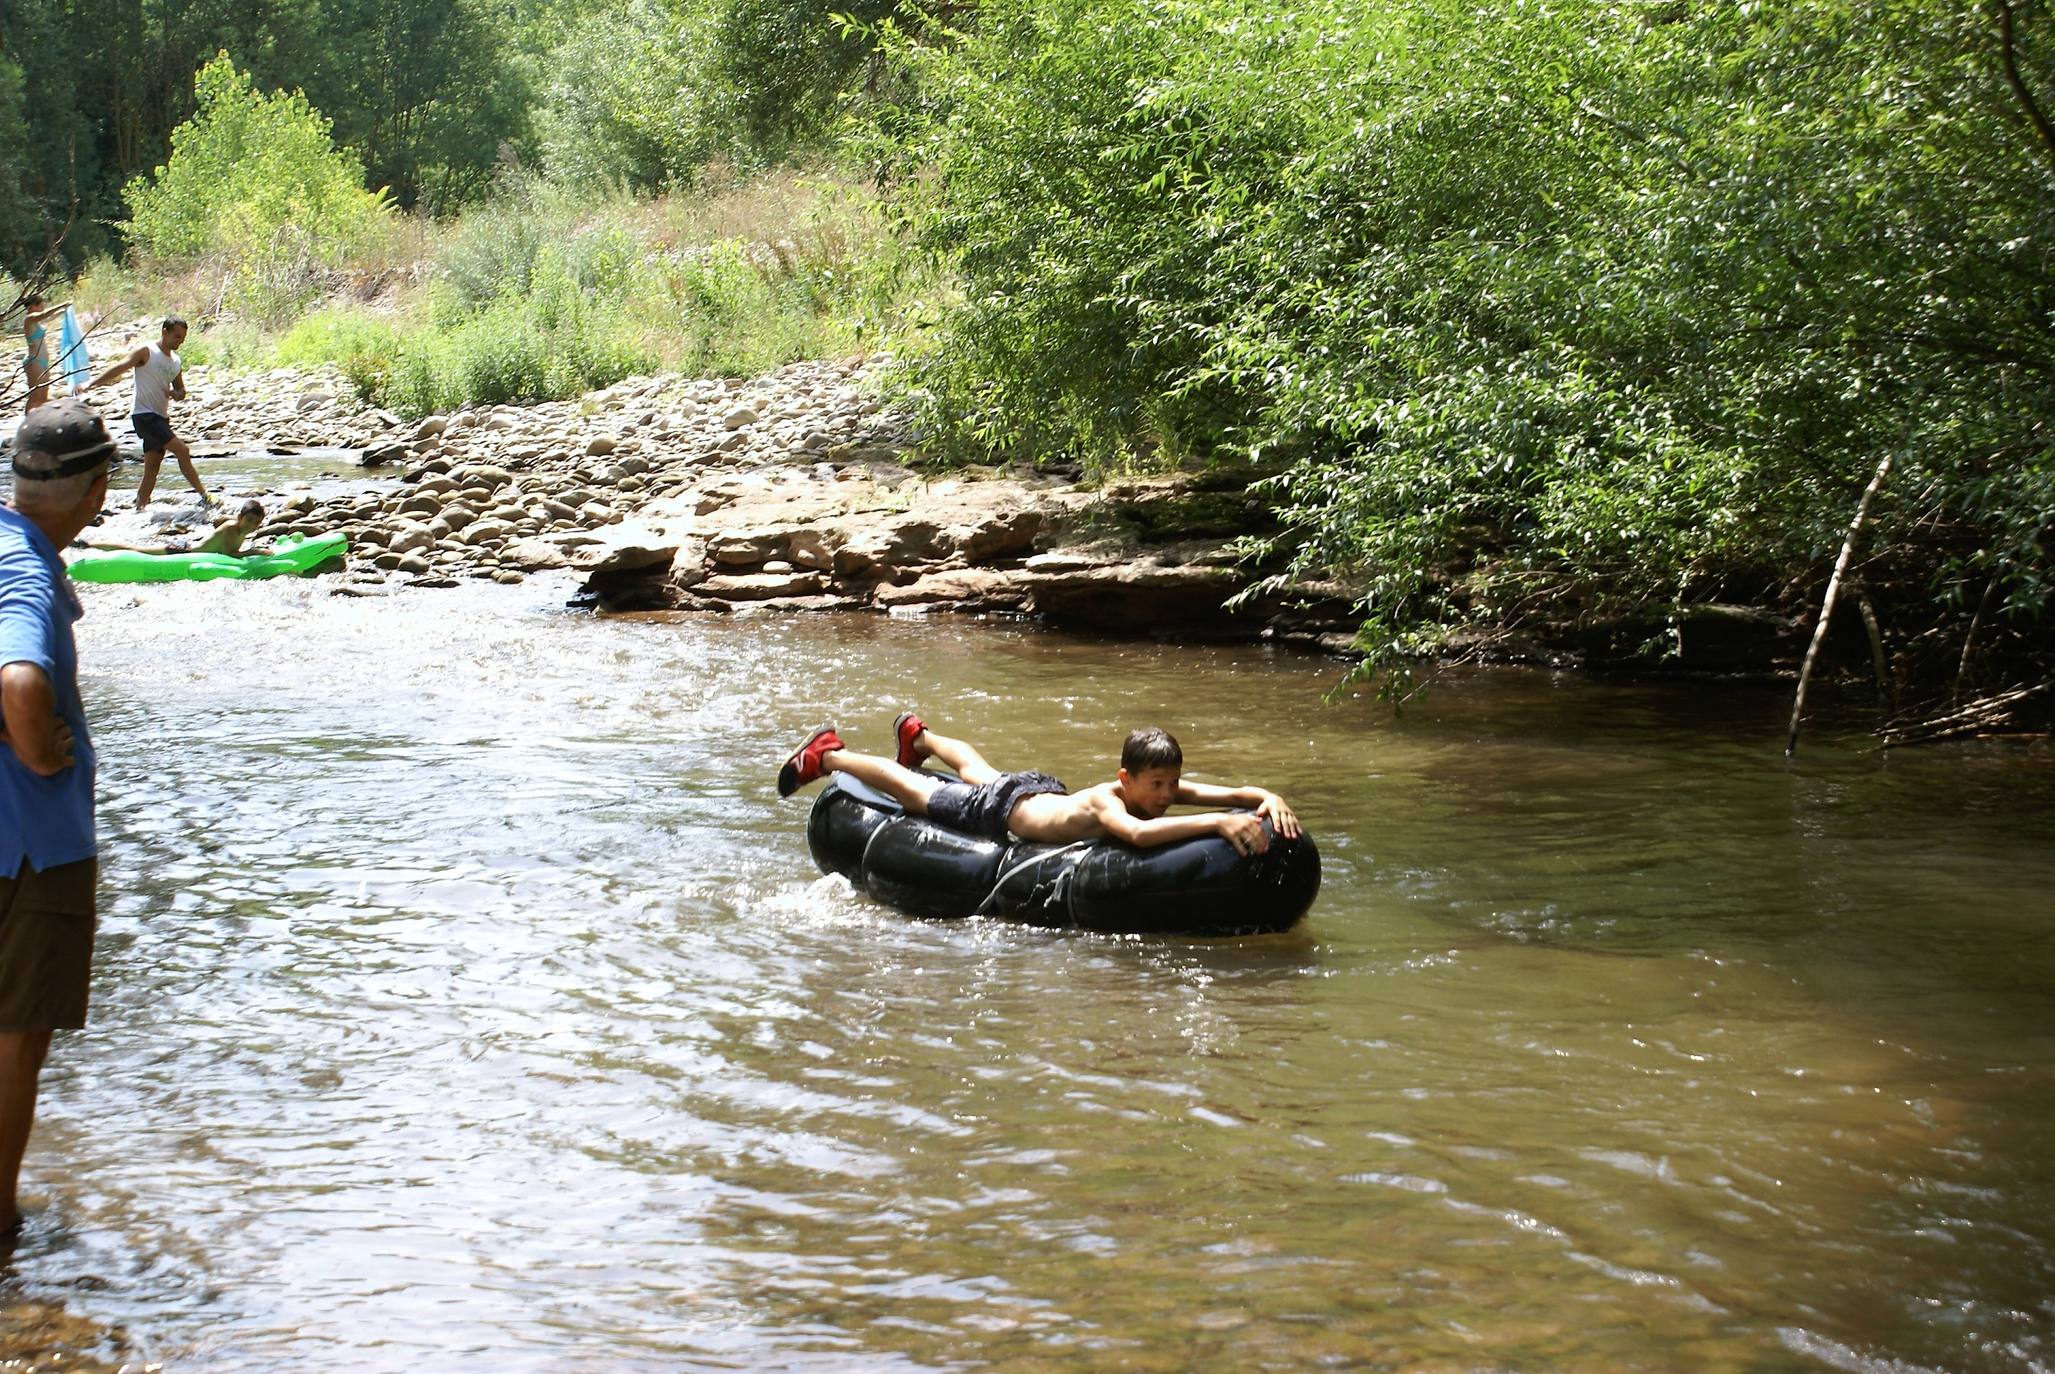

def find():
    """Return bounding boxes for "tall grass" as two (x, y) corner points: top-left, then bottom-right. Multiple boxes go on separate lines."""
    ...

(69, 169), (935, 417)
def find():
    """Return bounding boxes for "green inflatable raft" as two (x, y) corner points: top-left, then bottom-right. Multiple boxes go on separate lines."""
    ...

(67, 532), (349, 585)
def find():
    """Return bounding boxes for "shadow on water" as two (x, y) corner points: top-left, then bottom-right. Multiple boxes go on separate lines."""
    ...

(6, 587), (2050, 1371)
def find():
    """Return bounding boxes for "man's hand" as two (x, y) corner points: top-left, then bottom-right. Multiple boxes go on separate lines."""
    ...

(0, 663), (73, 776)
(1255, 791), (1300, 840)
(1217, 810), (1269, 858)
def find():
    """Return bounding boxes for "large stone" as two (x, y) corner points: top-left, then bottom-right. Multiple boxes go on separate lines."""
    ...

(1026, 559), (1241, 627)
(667, 538), (709, 588)
(387, 521), (436, 555)
(458, 464), (514, 490)
(873, 569), (1026, 610)
(500, 538), (571, 571)
(829, 517), (945, 578)
(949, 506), (1042, 564)
(577, 521), (677, 576)
(787, 529), (837, 570)
(696, 570), (827, 601)
(585, 435), (618, 456)
(708, 525), (793, 566)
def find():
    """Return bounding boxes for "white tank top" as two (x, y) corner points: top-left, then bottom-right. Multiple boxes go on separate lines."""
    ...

(133, 343), (182, 417)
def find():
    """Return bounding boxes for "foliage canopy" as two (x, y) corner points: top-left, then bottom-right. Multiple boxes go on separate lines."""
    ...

(873, 0), (2055, 696)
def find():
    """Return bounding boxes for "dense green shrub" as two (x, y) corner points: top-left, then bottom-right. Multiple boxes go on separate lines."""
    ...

(125, 54), (391, 264)
(122, 53), (392, 318)
(875, 0), (2055, 696)
(274, 308), (408, 399)
(534, 0), (736, 189)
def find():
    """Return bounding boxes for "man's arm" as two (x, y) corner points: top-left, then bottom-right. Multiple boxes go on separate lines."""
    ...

(170, 369), (186, 402)
(0, 663), (73, 776)
(77, 345), (147, 395)
(1175, 780), (1301, 839)
(1091, 791), (1269, 855)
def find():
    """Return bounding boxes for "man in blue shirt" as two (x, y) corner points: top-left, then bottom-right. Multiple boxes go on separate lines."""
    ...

(0, 398), (112, 1234)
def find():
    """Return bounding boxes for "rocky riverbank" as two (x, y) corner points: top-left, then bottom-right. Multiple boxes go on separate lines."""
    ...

(56, 345), (1363, 653)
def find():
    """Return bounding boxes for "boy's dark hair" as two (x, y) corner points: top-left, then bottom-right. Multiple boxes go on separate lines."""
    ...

(1121, 727), (1183, 774)
(238, 499), (264, 522)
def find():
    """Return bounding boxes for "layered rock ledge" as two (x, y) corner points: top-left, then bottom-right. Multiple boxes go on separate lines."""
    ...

(186, 356), (1361, 651)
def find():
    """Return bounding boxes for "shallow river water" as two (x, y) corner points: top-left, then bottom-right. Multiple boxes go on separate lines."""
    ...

(7, 553), (2054, 1370)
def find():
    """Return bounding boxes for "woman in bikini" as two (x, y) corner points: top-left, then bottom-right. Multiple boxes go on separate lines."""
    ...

(17, 294), (71, 414)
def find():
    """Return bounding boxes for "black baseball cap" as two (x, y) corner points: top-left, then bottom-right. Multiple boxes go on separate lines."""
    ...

(12, 399), (116, 480)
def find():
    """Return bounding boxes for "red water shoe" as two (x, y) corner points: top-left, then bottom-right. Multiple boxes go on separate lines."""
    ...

(892, 711), (927, 769)
(777, 726), (845, 797)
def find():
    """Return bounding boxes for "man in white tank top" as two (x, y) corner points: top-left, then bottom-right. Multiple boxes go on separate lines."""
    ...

(77, 317), (212, 511)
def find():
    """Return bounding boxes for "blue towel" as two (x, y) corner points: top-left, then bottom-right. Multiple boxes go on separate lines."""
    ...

(54, 306), (88, 392)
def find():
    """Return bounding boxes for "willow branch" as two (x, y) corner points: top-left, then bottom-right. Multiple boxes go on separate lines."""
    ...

(1786, 454), (1894, 755)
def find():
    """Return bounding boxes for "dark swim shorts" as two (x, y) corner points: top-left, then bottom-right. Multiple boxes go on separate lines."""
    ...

(131, 411), (174, 453)
(926, 771), (1068, 841)
(0, 858), (98, 1031)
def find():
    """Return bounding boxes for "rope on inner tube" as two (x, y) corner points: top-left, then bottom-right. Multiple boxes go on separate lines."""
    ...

(974, 842), (1095, 918)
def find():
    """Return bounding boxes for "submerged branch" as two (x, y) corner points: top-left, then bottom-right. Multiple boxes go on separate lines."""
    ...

(1786, 454), (1894, 756)
(1880, 681), (2050, 747)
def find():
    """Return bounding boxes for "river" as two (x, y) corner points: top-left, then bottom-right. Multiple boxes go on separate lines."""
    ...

(4, 468), (2053, 1372)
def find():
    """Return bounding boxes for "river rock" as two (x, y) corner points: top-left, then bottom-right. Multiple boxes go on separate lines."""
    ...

(695, 570), (826, 600)
(387, 522), (436, 555)
(874, 569), (1028, 611)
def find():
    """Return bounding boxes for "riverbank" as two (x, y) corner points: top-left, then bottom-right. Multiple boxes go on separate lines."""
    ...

(42, 334), (2042, 715)
(40, 326), (1366, 653)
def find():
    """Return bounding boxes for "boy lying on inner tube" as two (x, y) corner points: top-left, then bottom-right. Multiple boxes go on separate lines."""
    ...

(80, 499), (264, 556)
(778, 714), (1299, 858)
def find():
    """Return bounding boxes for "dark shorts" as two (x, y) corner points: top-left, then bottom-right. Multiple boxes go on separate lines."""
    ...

(926, 771), (1068, 841)
(131, 411), (175, 454)
(0, 858), (98, 1031)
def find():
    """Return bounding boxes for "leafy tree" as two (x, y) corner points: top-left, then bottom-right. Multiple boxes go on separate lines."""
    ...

(304, 0), (535, 211)
(874, 0), (2055, 705)
(714, 0), (906, 161)
(535, 0), (732, 189)
(535, 0), (921, 188)
(0, 53), (37, 271)
(123, 52), (391, 298)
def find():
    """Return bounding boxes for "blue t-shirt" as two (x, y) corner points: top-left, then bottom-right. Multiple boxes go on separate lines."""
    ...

(0, 505), (96, 872)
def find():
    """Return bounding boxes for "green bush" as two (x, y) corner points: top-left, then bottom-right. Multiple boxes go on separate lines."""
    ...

(534, 0), (736, 190)
(274, 308), (407, 400)
(873, 0), (2055, 695)
(123, 53), (392, 319)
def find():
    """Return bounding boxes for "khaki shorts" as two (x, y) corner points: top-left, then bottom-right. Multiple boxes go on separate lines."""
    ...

(0, 858), (98, 1031)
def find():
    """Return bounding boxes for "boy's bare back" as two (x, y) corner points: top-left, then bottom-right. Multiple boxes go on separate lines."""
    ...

(1008, 782), (1126, 844)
